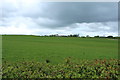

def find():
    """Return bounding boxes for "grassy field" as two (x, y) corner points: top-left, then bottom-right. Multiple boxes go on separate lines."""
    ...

(2, 35), (119, 79)
(2, 35), (118, 64)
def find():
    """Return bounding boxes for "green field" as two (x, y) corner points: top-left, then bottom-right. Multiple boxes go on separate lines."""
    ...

(2, 35), (119, 79)
(2, 35), (118, 64)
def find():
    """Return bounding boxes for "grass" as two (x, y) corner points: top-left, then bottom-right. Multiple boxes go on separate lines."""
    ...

(2, 35), (118, 64)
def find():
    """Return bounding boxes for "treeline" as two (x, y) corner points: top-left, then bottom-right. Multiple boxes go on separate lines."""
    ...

(2, 34), (120, 39)
(48, 34), (79, 37)
(94, 35), (120, 39)
(41, 34), (120, 39)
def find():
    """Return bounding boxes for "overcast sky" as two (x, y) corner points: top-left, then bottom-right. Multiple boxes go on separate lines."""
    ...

(0, 0), (118, 36)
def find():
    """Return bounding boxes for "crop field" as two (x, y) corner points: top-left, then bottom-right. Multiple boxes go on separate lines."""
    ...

(2, 35), (118, 63)
(1, 35), (119, 79)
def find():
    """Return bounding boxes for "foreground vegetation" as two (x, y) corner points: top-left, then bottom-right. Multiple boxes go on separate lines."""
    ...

(2, 58), (119, 79)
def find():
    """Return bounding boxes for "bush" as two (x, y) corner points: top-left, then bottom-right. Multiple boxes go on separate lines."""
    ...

(2, 58), (119, 79)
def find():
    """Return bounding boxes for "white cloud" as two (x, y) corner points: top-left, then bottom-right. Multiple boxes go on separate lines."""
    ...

(0, 19), (118, 36)
(0, 1), (118, 36)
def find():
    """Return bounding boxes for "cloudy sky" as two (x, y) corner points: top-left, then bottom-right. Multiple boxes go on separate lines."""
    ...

(0, 0), (118, 36)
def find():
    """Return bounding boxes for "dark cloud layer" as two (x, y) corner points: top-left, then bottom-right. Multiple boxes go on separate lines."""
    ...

(25, 2), (118, 28)
(2, 2), (118, 28)
(42, 2), (118, 22)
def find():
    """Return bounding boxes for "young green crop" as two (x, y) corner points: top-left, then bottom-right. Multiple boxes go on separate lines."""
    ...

(2, 35), (118, 64)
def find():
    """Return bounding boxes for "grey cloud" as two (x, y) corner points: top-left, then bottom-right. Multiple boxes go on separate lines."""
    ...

(43, 2), (118, 22)
(2, 2), (118, 28)
(71, 22), (118, 33)
(30, 2), (118, 28)
(1, 1), (118, 36)
(87, 22), (117, 32)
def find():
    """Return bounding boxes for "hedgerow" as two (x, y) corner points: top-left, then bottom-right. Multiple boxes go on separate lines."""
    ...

(2, 58), (119, 79)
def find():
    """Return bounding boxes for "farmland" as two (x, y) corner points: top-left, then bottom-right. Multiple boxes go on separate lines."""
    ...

(1, 35), (119, 79)
(2, 35), (118, 64)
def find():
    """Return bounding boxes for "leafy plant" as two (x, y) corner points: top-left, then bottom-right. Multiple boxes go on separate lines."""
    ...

(2, 58), (119, 79)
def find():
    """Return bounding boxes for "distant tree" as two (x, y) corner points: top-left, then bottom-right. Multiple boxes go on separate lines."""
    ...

(68, 34), (79, 37)
(49, 34), (57, 37)
(99, 36), (106, 38)
(94, 35), (99, 38)
(73, 34), (79, 37)
(81, 36), (85, 38)
(61, 35), (68, 37)
(86, 35), (90, 38)
(107, 36), (113, 38)
(69, 34), (73, 37)
(114, 36), (120, 39)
